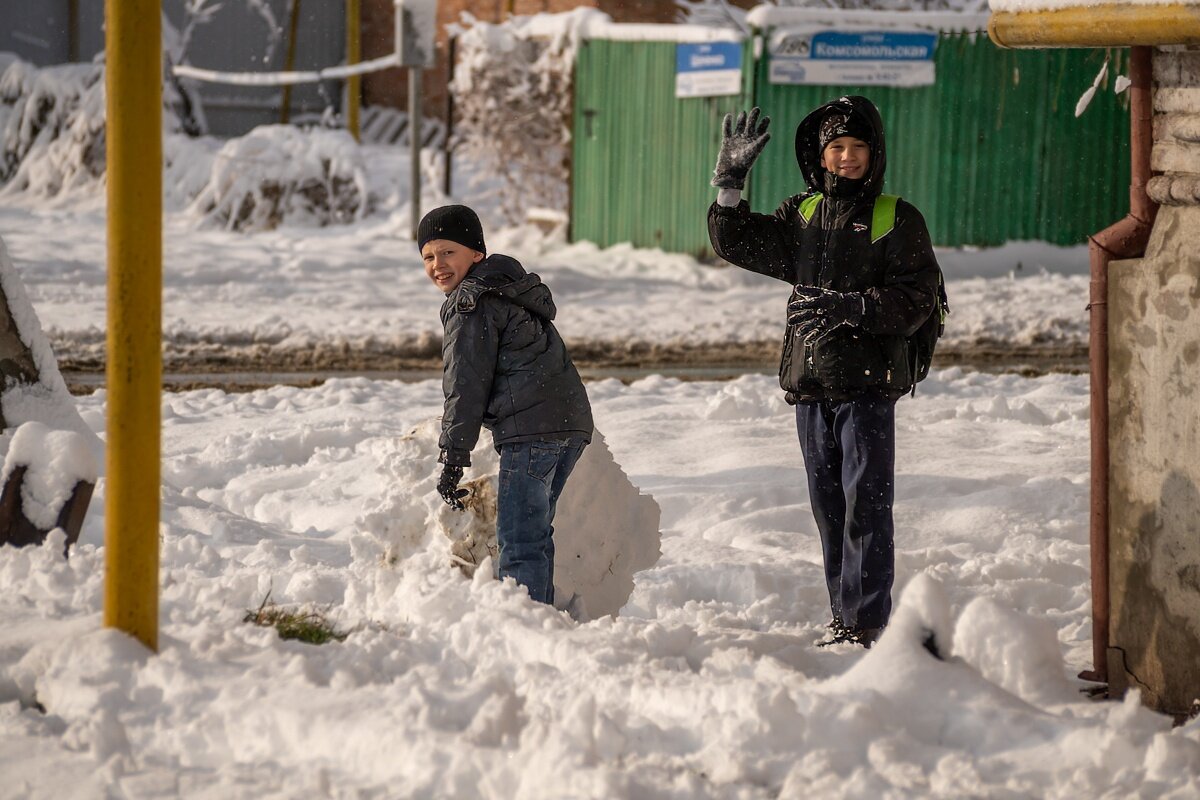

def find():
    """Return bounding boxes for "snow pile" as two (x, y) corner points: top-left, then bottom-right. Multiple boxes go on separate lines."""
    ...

(188, 125), (369, 231)
(0, 422), (99, 531)
(0, 60), (107, 198)
(0, 372), (1197, 795)
(353, 419), (662, 621)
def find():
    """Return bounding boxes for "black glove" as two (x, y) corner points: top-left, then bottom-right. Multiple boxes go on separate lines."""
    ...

(711, 107), (771, 190)
(787, 286), (865, 344)
(436, 464), (469, 511)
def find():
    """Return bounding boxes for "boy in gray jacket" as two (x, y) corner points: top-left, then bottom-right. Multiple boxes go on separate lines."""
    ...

(421, 205), (593, 605)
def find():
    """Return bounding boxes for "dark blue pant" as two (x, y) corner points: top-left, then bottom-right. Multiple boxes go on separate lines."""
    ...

(796, 393), (896, 630)
(496, 438), (587, 605)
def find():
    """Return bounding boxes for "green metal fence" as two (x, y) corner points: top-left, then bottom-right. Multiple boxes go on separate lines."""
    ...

(571, 38), (753, 258)
(571, 31), (1131, 254)
(750, 36), (1130, 247)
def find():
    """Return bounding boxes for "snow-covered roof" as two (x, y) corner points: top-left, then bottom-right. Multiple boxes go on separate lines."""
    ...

(747, 7), (991, 33)
(514, 9), (745, 42)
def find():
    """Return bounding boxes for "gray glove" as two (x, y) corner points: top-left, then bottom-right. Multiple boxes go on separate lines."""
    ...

(711, 107), (771, 190)
(787, 286), (865, 344)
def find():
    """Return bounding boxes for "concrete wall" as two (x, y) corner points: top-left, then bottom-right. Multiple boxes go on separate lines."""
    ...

(1107, 45), (1200, 719)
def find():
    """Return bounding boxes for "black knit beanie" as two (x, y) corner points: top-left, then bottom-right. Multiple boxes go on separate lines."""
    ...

(417, 205), (486, 255)
(818, 111), (873, 151)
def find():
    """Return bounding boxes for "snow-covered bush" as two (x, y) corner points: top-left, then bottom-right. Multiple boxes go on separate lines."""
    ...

(188, 124), (369, 231)
(0, 55), (203, 199)
(0, 60), (107, 197)
(449, 12), (595, 225)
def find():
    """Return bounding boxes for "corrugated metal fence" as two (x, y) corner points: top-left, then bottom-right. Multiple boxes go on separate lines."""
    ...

(572, 39), (754, 255)
(572, 29), (1131, 255)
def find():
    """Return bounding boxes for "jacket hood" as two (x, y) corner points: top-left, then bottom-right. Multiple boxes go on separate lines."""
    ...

(456, 254), (556, 321)
(795, 95), (887, 200)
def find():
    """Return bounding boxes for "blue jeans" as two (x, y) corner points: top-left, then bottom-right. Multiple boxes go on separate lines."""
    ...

(796, 392), (896, 630)
(496, 438), (587, 605)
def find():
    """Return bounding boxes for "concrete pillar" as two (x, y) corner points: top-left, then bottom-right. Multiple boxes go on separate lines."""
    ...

(1106, 45), (1200, 718)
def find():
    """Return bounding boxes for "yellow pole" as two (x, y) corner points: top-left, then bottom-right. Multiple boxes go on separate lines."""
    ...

(347, 0), (361, 140)
(989, 5), (1200, 48)
(104, 0), (162, 652)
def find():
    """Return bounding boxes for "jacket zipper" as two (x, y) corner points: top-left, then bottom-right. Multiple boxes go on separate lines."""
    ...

(803, 204), (837, 380)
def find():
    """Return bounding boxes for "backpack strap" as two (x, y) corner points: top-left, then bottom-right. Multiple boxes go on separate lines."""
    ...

(871, 194), (899, 243)
(798, 193), (823, 224)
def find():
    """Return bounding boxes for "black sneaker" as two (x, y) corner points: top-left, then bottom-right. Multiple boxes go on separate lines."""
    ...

(846, 626), (883, 649)
(818, 623), (884, 649)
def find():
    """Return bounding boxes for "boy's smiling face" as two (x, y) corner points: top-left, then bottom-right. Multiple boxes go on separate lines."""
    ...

(422, 239), (484, 293)
(821, 136), (870, 180)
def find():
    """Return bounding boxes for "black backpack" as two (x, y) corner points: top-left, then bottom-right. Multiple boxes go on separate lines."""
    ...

(801, 192), (949, 392)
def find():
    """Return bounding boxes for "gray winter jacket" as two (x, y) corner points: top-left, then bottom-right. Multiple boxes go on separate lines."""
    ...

(438, 255), (593, 466)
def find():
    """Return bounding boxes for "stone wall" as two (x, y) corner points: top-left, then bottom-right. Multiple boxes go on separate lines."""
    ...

(1107, 45), (1200, 718)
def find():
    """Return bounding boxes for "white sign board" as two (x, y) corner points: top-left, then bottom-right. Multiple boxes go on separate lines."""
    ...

(394, 0), (438, 68)
(675, 42), (743, 99)
(768, 28), (937, 87)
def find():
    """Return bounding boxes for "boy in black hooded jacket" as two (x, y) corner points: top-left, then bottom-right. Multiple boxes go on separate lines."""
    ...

(707, 97), (941, 647)
(421, 204), (593, 606)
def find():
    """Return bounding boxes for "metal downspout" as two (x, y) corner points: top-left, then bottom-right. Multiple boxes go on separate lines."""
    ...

(1081, 45), (1157, 684)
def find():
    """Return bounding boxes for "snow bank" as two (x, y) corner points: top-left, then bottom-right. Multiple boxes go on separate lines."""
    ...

(354, 419), (661, 621)
(0, 373), (1198, 796)
(187, 125), (369, 231)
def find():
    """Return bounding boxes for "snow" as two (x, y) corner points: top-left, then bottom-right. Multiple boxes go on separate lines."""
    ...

(1, 369), (1199, 796)
(187, 125), (369, 231)
(357, 420), (662, 622)
(516, 8), (745, 42)
(0, 68), (1195, 795)
(746, 7), (991, 32)
(0, 422), (99, 531)
(1075, 59), (1109, 117)
(0, 159), (1092, 368)
(173, 53), (403, 87)
(0, 234), (95, 440)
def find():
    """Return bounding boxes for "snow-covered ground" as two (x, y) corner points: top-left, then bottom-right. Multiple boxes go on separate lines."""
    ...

(3, 370), (1200, 797)
(0, 143), (1090, 369)
(3, 124), (1194, 796)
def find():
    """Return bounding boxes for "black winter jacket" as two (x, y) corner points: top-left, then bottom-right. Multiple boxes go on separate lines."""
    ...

(439, 254), (593, 466)
(708, 96), (941, 403)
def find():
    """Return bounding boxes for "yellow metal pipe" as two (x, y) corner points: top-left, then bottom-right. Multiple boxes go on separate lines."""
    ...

(990, 5), (1200, 48)
(347, 0), (361, 140)
(104, 0), (162, 652)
